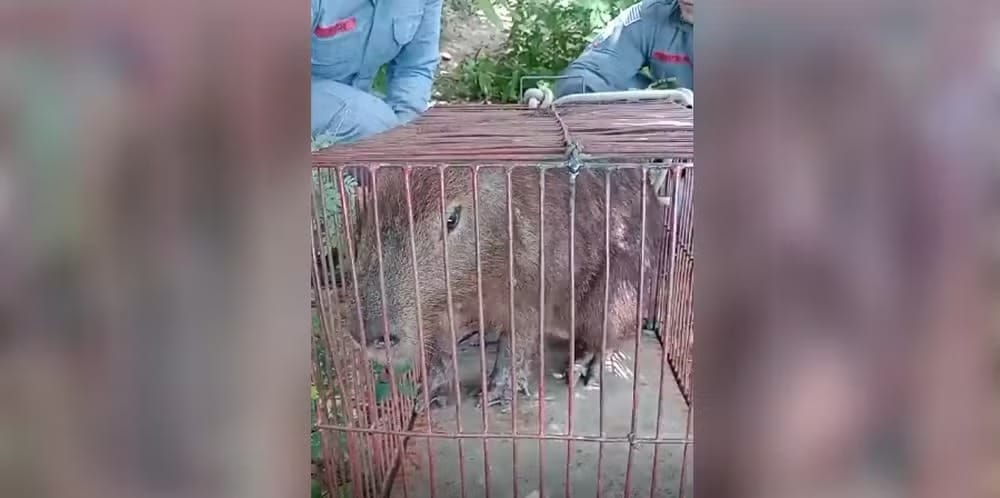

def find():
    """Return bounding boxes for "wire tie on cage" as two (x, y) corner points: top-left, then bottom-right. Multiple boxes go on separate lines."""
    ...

(564, 141), (585, 176)
(546, 101), (588, 176)
(649, 160), (672, 207)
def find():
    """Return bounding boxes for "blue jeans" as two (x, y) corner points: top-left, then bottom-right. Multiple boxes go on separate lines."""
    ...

(311, 77), (400, 143)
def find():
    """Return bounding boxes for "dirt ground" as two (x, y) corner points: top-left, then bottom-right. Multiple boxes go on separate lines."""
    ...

(389, 334), (693, 498)
(439, 3), (507, 66)
(433, 3), (508, 101)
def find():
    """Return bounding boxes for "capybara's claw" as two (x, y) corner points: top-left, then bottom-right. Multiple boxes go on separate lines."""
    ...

(473, 386), (512, 411)
(561, 352), (595, 386)
(474, 367), (529, 412)
(561, 362), (588, 385)
(414, 392), (449, 414)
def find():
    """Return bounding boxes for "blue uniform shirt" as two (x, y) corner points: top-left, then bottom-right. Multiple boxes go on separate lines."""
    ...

(554, 0), (693, 98)
(311, 0), (442, 142)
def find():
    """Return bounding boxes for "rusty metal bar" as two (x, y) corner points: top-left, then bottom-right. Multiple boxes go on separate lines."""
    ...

(648, 165), (674, 340)
(505, 166), (519, 498)
(317, 170), (386, 498)
(677, 403), (693, 498)
(537, 166), (547, 497)
(471, 166), (492, 498)
(437, 165), (468, 498)
(595, 169), (613, 498)
(400, 167), (438, 498)
(321, 168), (369, 498)
(671, 170), (695, 402)
(649, 166), (683, 498)
(352, 166), (413, 498)
(324, 164), (413, 497)
(316, 424), (693, 444)
(681, 171), (695, 400)
(310, 300), (348, 495)
(334, 165), (377, 408)
(622, 168), (650, 498)
(564, 163), (579, 498)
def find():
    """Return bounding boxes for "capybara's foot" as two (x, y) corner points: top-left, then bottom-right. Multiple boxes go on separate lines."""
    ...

(580, 351), (603, 389)
(414, 360), (455, 413)
(557, 352), (598, 389)
(476, 365), (530, 413)
(461, 330), (501, 349)
(414, 391), (452, 414)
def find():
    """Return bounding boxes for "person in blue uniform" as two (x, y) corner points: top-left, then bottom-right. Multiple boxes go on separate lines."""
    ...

(554, 0), (693, 98)
(311, 0), (443, 143)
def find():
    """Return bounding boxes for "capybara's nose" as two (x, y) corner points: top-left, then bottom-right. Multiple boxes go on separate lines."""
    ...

(366, 321), (399, 348)
(371, 333), (399, 349)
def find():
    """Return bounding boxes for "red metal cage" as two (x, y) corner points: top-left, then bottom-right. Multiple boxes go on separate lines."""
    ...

(310, 98), (693, 498)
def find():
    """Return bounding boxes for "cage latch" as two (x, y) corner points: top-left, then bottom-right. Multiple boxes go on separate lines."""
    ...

(650, 163), (673, 207)
(564, 141), (585, 176)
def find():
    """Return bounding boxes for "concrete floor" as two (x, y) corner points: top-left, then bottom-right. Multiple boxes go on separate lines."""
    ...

(389, 334), (692, 498)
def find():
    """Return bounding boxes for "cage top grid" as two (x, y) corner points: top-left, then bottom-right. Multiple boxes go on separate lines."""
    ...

(312, 101), (694, 167)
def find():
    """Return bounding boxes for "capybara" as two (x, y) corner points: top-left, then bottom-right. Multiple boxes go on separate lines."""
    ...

(347, 165), (664, 410)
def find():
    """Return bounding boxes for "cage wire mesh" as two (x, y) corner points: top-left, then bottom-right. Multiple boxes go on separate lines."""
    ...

(310, 99), (694, 498)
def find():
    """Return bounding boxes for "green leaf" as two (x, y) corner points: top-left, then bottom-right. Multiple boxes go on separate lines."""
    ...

(311, 431), (322, 461)
(398, 380), (419, 397)
(311, 478), (324, 498)
(648, 76), (680, 90)
(476, 70), (493, 98)
(372, 64), (389, 96)
(477, 0), (503, 28)
(374, 380), (391, 403)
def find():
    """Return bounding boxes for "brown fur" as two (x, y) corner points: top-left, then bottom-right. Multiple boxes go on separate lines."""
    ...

(348, 165), (663, 408)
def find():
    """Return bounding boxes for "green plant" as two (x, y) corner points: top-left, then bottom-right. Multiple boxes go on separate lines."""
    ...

(371, 361), (418, 402)
(372, 65), (389, 96)
(436, 0), (629, 103)
(476, 0), (505, 27)
(311, 310), (418, 496)
(648, 76), (680, 90)
(311, 133), (359, 252)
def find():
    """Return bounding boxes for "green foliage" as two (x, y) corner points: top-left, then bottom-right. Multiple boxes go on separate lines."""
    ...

(311, 133), (359, 253)
(310, 133), (337, 153)
(310, 309), (417, 497)
(312, 169), (358, 243)
(436, 0), (636, 103)
(438, 0), (599, 103)
(372, 65), (389, 96)
(371, 361), (418, 402)
(648, 76), (680, 90)
(476, 0), (505, 27)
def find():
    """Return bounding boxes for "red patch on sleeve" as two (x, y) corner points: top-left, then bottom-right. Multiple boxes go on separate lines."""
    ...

(652, 50), (691, 65)
(314, 16), (356, 38)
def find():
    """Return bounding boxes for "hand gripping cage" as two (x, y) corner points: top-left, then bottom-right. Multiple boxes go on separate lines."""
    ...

(310, 90), (694, 498)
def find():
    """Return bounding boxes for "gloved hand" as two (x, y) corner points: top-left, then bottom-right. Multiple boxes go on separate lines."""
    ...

(522, 87), (555, 109)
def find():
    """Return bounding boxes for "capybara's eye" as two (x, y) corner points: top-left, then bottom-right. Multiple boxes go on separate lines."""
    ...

(446, 206), (462, 233)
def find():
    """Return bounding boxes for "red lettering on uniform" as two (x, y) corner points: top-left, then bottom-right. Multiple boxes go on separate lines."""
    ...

(652, 50), (691, 64)
(314, 16), (357, 38)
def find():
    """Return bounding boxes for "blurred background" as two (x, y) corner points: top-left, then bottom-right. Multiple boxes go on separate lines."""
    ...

(698, 1), (1000, 497)
(0, 2), (311, 498)
(1, 0), (998, 498)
